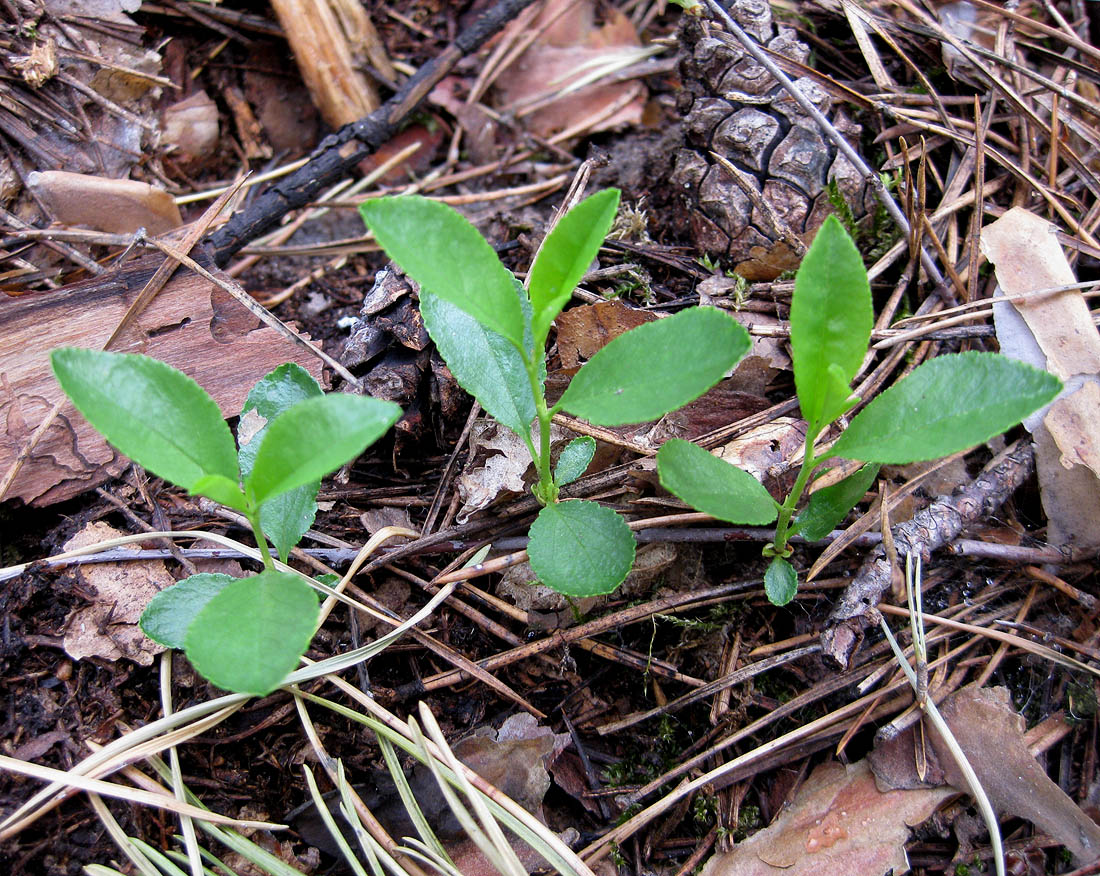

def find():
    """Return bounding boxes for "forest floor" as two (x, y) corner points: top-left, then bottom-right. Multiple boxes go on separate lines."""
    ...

(1, 1), (1099, 875)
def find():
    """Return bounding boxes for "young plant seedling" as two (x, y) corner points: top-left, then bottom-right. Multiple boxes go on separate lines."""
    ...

(656, 215), (1063, 605)
(361, 189), (752, 597)
(51, 351), (401, 695)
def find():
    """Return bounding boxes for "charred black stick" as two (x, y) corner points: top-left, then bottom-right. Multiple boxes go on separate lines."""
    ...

(206, 0), (536, 266)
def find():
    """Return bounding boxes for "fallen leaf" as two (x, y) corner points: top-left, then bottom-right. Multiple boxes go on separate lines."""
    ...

(62, 522), (170, 666)
(26, 170), (182, 235)
(715, 417), (806, 485)
(358, 123), (447, 184)
(293, 713), (570, 876)
(162, 91), (219, 165)
(699, 759), (952, 876)
(931, 685), (1100, 865)
(643, 380), (772, 447)
(982, 208), (1100, 463)
(555, 299), (657, 370)
(982, 207), (1100, 552)
(244, 44), (320, 155)
(494, 0), (647, 139)
(456, 420), (570, 522)
(430, 77), (499, 165)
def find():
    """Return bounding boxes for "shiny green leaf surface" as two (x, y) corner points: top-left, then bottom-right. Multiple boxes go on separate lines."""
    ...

(830, 352), (1061, 463)
(246, 394), (401, 506)
(554, 436), (596, 487)
(185, 571), (318, 695)
(793, 463), (880, 542)
(420, 290), (537, 436)
(140, 573), (234, 649)
(528, 189), (619, 345)
(764, 556), (798, 606)
(657, 439), (778, 525)
(557, 308), (751, 426)
(789, 216), (872, 431)
(240, 364), (324, 562)
(527, 500), (636, 597)
(51, 348), (239, 495)
(360, 196), (525, 349)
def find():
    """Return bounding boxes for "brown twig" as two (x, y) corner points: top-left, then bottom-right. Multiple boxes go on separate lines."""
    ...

(822, 440), (1040, 668)
(206, 0), (536, 265)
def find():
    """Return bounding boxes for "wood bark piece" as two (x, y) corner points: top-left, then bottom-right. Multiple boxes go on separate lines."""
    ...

(821, 441), (1035, 668)
(0, 252), (323, 506)
(207, 0), (537, 266)
(270, 0), (385, 128)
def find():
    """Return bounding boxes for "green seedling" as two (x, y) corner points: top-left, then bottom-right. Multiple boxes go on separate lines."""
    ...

(656, 215), (1063, 606)
(361, 189), (751, 597)
(51, 351), (401, 694)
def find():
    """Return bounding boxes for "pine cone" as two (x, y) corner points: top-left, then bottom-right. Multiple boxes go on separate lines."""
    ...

(671, 2), (870, 279)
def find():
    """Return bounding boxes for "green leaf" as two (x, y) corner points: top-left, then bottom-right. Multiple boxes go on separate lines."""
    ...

(184, 570), (319, 695)
(830, 352), (1062, 463)
(764, 556), (798, 606)
(554, 436), (596, 487)
(246, 394), (401, 506)
(240, 364), (324, 562)
(557, 307), (751, 426)
(51, 348), (239, 494)
(528, 189), (620, 345)
(360, 196), (525, 350)
(792, 463), (880, 541)
(656, 439), (778, 524)
(421, 289), (537, 436)
(140, 573), (234, 649)
(239, 363), (323, 474)
(789, 215), (872, 432)
(189, 474), (248, 512)
(527, 500), (636, 597)
(259, 489), (317, 564)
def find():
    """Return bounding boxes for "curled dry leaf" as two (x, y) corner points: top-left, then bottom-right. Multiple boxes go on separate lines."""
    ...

(12, 37), (58, 87)
(715, 417), (806, 484)
(62, 522), (170, 666)
(456, 420), (570, 522)
(981, 206), (1100, 552)
(700, 759), (952, 876)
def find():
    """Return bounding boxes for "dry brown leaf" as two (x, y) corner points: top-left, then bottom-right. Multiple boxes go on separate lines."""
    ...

(456, 420), (567, 522)
(61, 522), (170, 666)
(643, 381), (771, 446)
(715, 417), (806, 483)
(555, 299), (656, 370)
(931, 685), (1100, 864)
(162, 91), (220, 165)
(981, 207), (1100, 552)
(27, 170), (182, 235)
(874, 685), (1100, 865)
(981, 207), (1100, 465)
(494, 0), (646, 138)
(700, 759), (952, 876)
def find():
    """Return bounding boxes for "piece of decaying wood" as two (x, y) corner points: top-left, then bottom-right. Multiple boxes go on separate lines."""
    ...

(269, 0), (387, 128)
(0, 251), (323, 506)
